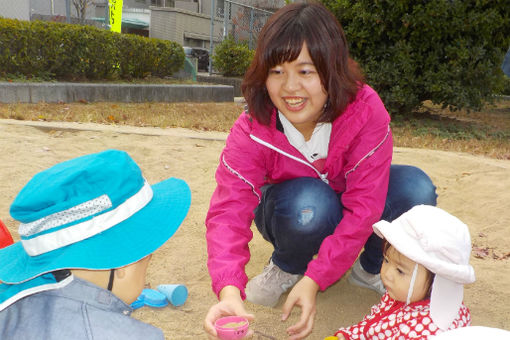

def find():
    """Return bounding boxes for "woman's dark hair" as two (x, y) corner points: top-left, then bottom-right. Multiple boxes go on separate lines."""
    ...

(382, 240), (435, 299)
(241, 1), (364, 125)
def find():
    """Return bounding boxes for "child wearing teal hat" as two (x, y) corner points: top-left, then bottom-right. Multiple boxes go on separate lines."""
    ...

(0, 149), (191, 340)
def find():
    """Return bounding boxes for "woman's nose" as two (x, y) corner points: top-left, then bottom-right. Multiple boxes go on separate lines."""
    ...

(282, 72), (300, 92)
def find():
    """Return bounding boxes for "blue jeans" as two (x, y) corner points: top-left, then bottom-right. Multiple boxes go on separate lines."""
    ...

(254, 164), (437, 275)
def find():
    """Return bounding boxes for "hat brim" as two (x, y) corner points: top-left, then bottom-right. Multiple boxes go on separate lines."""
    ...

(373, 219), (427, 266)
(373, 219), (475, 284)
(0, 273), (73, 311)
(0, 177), (191, 284)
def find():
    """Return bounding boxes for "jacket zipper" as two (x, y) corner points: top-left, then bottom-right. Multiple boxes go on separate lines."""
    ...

(361, 300), (403, 336)
(249, 134), (329, 184)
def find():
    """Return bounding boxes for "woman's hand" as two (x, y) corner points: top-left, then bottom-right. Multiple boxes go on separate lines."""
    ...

(281, 276), (319, 340)
(204, 285), (255, 339)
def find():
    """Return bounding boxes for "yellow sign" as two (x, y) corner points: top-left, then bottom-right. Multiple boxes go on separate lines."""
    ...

(109, 0), (123, 33)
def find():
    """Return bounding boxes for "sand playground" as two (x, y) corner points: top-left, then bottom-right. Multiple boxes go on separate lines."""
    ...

(1, 118), (509, 339)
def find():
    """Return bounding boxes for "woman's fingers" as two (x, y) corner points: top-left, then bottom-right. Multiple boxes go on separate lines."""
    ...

(281, 277), (319, 339)
(286, 302), (316, 339)
(203, 290), (254, 339)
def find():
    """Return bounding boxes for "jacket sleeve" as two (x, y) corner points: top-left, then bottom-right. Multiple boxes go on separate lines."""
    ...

(205, 114), (267, 299)
(306, 89), (393, 290)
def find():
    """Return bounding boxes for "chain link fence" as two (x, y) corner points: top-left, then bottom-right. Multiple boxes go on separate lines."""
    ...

(221, 0), (274, 50)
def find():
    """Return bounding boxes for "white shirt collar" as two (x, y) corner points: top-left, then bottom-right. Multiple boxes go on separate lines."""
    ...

(279, 112), (331, 163)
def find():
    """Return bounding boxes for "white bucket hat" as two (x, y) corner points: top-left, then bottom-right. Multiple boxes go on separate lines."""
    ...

(373, 205), (475, 330)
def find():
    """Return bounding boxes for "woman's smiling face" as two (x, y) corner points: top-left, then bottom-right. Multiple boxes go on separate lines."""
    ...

(265, 42), (328, 140)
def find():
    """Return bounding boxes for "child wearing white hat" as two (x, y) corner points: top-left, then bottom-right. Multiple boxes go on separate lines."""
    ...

(330, 205), (475, 339)
(0, 150), (191, 340)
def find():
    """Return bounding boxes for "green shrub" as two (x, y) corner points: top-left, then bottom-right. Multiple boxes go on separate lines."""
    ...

(213, 37), (254, 77)
(0, 18), (184, 80)
(501, 77), (510, 95)
(321, 0), (510, 114)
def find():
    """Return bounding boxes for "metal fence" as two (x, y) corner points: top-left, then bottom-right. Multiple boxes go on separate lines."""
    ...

(221, 0), (274, 50)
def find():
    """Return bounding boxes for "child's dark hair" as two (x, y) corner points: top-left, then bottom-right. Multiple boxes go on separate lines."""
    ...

(382, 240), (435, 299)
(241, 1), (364, 125)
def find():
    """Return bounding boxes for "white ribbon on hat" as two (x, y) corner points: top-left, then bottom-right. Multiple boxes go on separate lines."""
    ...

(406, 263), (419, 305)
(20, 181), (153, 256)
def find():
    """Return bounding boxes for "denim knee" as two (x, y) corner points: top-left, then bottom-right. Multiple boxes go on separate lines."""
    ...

(393, 164), (437, 206)
(254, 177), (342, 273)
(269, 177), (341, 236)
(383, 165), (437, 221)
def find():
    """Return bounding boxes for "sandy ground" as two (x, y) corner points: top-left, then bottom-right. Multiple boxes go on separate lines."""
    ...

(1, 118), (509, 339)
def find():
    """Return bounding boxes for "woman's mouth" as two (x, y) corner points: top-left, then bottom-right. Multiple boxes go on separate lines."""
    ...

(283, 97), (306, 110)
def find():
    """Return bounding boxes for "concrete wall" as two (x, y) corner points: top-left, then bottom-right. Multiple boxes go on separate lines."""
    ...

(0, 0), (30, 20)
(197, 74), (242, 97)
(150, 6), (222, 48)
(150, 7), (178, 42)
(0, 82), (233, 103)
(175, 0), (197, 12)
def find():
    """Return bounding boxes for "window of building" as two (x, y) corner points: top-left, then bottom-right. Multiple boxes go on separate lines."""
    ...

(151, 0), (174, 7)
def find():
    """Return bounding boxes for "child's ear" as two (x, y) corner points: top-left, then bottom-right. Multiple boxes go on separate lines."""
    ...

(115, 267), (126, 279)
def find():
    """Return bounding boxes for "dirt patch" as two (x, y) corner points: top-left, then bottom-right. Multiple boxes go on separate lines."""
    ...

(1, 119), (509, 338)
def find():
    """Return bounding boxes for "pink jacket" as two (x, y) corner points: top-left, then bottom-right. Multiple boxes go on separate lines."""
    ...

(335, 293), (471, 339)
(206, 85), (392, 298)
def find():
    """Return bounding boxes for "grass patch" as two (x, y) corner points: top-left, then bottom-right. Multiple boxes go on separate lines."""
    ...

(0, 102), (243, 132)
(1, 98), (509, 159)
(391, 99), (510, 159)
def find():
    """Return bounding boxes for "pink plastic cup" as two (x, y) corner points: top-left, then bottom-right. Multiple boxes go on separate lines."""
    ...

(214, 316), (249, 340)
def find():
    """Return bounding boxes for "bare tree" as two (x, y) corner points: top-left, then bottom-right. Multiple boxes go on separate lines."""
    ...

(73, 0), (93, 22)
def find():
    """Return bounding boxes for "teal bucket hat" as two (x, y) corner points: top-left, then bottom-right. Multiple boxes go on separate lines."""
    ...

(0, 149), (191, 284)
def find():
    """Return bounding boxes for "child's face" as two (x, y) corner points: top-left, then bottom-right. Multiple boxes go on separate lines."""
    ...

(265, 42), (328, 140)
(380, 246), (430, 303)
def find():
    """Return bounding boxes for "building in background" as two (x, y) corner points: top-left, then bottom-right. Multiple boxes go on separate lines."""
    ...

(149, 0), (285, 49)
(0, 0), (31, 20)
(1, 0), (294, 56)
(95, 0), (150, 35)
(30, 0), (97, 24)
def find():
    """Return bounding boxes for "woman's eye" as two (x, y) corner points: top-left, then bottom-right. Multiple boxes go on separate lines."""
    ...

(269, 69), (282, 75)
(383, 256), (389, 263)
(397, 268), (405, 275)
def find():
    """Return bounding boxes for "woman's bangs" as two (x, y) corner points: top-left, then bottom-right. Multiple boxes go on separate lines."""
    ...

(264, 29), (304, 68)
